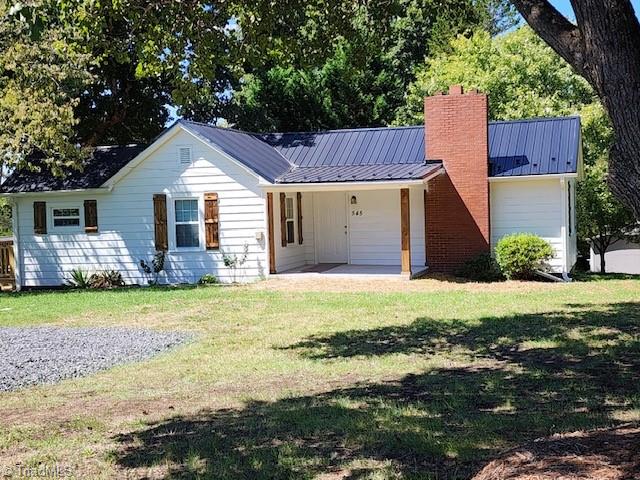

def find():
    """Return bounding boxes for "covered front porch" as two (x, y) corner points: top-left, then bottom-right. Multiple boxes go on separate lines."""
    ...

(265, 178), (438, 279)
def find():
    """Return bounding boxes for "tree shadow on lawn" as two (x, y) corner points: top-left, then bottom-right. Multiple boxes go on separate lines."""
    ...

(112, 302), (640, 479)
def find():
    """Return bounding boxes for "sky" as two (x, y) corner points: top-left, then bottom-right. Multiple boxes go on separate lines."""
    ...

(549, 0), (640, 20)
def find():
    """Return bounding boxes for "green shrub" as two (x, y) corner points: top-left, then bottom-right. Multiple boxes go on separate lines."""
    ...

(495, 233), (554, 280)
(454, 252), (504, 282)
(198, 274), (219, 285)
(65, 269), (92, 289)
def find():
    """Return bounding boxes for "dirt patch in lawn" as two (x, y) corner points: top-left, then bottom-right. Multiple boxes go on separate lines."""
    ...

(255, 274), (567, 293)
(472, 424), (640, 480)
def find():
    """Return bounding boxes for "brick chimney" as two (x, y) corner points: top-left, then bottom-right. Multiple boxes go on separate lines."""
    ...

(424, 85), (490, 273)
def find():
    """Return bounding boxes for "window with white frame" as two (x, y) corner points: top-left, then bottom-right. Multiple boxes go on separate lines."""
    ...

(285, 196), (295, 244)
(174, 199), (200, 248)
(52, 207), (81, 228)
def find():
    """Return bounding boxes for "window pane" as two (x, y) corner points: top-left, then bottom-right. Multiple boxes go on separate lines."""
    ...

(53, 208), (80, 217)
(176, 224), (199, 248)
(54, 218), (80, 227)
(286, 220), (295, 244)
(175, 199), (198, 222)
(285, 197), (294, 219)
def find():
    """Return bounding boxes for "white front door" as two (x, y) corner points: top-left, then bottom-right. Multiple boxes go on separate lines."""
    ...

(316, 192), (348, 263)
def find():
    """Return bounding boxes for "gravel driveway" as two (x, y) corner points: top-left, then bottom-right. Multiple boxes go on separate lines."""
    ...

(0, 327), (191, 392)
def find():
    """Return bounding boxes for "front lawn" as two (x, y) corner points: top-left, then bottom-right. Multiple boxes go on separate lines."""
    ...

(0, 276), (639, 479)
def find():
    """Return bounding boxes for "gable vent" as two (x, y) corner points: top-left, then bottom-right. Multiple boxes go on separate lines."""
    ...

(178, 146), (192, 165)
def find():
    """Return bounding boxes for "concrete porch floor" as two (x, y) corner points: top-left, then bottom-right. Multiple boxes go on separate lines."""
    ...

(276, 263), (429, 279)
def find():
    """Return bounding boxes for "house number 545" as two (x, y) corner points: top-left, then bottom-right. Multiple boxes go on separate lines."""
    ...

(352, 210), (363, 216)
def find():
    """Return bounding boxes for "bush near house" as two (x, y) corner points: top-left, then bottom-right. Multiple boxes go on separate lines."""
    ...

(495, 233), (554, 280)
(198, 274), (219, 285)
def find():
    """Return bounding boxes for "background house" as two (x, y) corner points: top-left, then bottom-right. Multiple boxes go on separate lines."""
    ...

(590, 236), (640, 274)
(0, 87), (582, 288)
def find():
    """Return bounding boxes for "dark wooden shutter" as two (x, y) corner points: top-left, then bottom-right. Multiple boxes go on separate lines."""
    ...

(296, 192), (303, 245)
(267, 192), (276, 274)
(153, 194), (168, 251)
(279, 192), (287, 247)
(33, 202), (47, 234)
(84, 200), (98, 233)
(204, 192), (219, 249)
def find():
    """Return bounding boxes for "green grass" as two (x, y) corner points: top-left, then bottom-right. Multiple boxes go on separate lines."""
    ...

(0, 276), (639, 479)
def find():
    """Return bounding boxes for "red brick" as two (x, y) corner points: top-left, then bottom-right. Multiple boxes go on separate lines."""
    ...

(425, 89), (490, 273)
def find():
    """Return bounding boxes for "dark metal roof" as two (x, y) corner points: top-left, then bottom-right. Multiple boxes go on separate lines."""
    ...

(179, 120), (291, 182)
(276, 162), (442, 183)
(261, 116), (581, 181)
(0, 145), (145, 193)
(259, 126), (425, 167)
(489, 116), (581, 177)
(0, 116), (581, 193)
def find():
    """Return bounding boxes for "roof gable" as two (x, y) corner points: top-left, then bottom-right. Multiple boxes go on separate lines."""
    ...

(179, 120), (291, 182)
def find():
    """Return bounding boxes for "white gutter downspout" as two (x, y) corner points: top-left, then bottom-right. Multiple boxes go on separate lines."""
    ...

(560, 177), (571, 279)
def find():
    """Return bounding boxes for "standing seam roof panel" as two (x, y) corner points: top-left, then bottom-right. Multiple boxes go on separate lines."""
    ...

(378, 129), (397, 165)
(338, 131), (361, 167)
(327, 131), (350, 167)
(408, 129), (426, 164)
(307, 133), (334, 167)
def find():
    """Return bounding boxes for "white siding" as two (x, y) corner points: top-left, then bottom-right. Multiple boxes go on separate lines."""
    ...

(16, 129), (269, 286)
(273, 192), (315, 272)
(490, 177), (570, 273)
(409, 185), (427, 267)
(346, 187), (425, 266)
(348, 190), (400, 265)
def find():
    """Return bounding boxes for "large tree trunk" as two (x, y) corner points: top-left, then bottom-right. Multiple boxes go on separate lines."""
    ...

(511, 0), (640, 220)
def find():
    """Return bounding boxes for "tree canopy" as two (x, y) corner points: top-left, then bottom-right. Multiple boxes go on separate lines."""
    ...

(229, 0), (518, 131)
(511, 0), (640, 220)
(397, 27), (596, 140)
(397, 27), (613, 162)
(0, 0), (517, 178)
(0, 2), (91, 175)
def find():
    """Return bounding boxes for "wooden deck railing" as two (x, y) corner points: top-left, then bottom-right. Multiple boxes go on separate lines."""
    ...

(0, 239), (15, 291)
